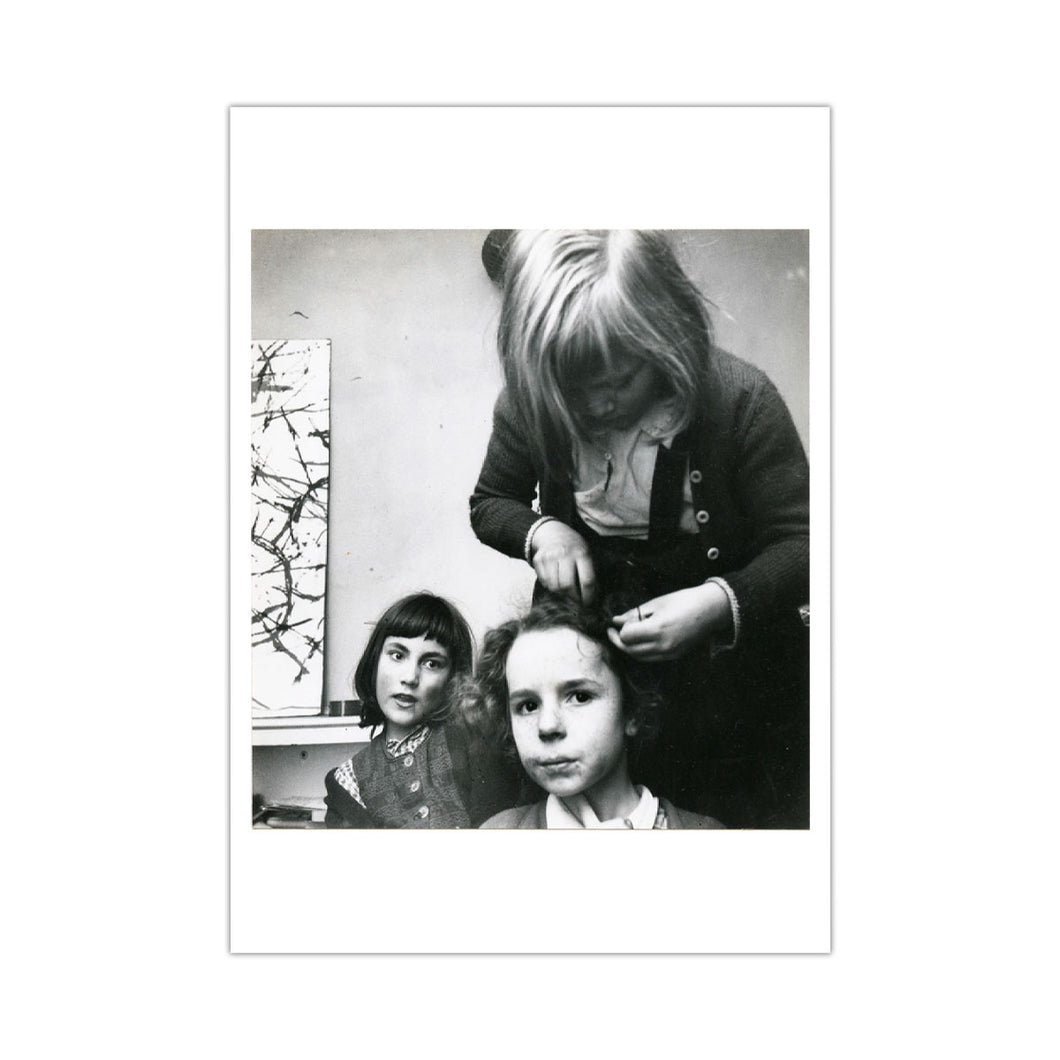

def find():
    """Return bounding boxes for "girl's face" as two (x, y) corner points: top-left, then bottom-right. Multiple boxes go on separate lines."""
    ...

(374, 634), (452, 739)
(506, 627), (633, 809)
(569, 350), (662, 433)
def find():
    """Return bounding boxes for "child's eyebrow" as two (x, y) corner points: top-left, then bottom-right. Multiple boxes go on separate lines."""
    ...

(558, 678), (603, 694)
(408, 644), (450, 662)
(507, 686), (538, 701)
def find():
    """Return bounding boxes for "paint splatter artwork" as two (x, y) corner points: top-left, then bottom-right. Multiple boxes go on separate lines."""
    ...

(251, 339), (329, 713)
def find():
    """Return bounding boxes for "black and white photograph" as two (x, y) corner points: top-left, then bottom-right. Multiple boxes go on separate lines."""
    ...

(231, 108), (831, 953)
(251, 228), (811, 834)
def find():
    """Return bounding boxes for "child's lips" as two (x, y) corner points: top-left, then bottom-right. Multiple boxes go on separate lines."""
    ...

(391, 694), (418, 708)
(534, 757), (578, 772)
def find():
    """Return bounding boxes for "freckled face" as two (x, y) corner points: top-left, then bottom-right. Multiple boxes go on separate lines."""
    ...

(506, 628), (631, 804)
(375, 635), (452, 739)
(569, 351), (662, 432)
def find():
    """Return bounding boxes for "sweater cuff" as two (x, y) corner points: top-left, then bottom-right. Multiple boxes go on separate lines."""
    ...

(705, 576), (740, 655)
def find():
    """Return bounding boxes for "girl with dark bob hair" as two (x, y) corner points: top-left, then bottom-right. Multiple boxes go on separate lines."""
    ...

(324, 592), (519, 828)
(475, 596), (725, 829)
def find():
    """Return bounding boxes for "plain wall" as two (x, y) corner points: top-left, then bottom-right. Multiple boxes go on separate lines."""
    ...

(253, 743), (363, 802)
(251, 230), (808, 703)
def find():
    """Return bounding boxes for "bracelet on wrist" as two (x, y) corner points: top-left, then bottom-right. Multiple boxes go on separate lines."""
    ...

(524, 515), (557, 564)
(704, 576), (740, 652)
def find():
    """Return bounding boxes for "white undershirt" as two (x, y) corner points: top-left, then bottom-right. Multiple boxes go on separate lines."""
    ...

(572, 399), (697, 539)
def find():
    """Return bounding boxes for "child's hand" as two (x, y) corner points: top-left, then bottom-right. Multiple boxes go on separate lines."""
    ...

(607, 583), (733, 661)
(529, 520), (598, 604)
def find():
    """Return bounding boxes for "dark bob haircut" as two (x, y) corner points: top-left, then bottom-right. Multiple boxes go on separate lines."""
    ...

(354, 592), (475, 729)
(473, 595), (663, 779)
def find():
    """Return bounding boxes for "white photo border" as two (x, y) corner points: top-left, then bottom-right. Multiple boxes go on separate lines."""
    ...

(229, 106), (831, 953)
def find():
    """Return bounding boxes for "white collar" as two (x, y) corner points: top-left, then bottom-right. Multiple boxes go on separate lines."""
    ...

(384, 723), (430, 758)
(545, 785), (660, 829)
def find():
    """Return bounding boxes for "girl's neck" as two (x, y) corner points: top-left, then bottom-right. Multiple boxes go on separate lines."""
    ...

(581, 764), (640, 823)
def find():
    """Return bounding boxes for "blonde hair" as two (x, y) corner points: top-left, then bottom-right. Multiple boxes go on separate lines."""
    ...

(497, 230), (715, 478)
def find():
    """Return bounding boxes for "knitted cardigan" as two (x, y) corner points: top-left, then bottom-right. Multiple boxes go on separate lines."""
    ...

(324, 721), (521, 829)
(469, 348), (809, 642)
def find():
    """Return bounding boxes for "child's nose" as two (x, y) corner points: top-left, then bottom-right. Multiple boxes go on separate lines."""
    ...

(536, 701), (565, 738)
(400, 661), (420, 687)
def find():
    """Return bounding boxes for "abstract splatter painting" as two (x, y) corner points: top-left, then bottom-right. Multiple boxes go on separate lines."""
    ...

(251, 339), (330, 713)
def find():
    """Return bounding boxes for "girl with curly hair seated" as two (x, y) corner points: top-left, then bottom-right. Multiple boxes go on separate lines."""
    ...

(476, 596), (726, 829)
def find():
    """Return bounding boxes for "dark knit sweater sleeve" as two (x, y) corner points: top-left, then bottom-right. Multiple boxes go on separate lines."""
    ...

(323, 766), (378, 829)
(469, 389), (542, 560)
(711, 358), (809, 640)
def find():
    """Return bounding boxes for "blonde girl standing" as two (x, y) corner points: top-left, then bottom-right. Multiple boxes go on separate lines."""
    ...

(470, 230), (809, 828)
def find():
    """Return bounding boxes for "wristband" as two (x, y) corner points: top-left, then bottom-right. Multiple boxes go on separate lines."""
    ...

(705, 576), (740, 653)
(524, 515), (558, 564)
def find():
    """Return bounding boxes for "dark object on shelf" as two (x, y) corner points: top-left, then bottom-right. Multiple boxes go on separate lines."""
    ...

(324, 699), (361, 717)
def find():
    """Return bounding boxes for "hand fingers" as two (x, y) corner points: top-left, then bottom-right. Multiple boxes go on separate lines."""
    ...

(554, 559), (579, 596)
(609, 633), (675, 662)
(533, 556), (558, 592)
(536, 556), (588, 604)
(534, 548), (598, 605)
(610, 630), (677, 661)
(611, 603), (656, 628)
(615, 615), (660, 646)
(612, 611), (683, 659)
(575, 554), (598, 604)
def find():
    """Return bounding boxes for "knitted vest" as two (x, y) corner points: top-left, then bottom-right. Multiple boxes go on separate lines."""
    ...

(355, 727), (471, 829)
